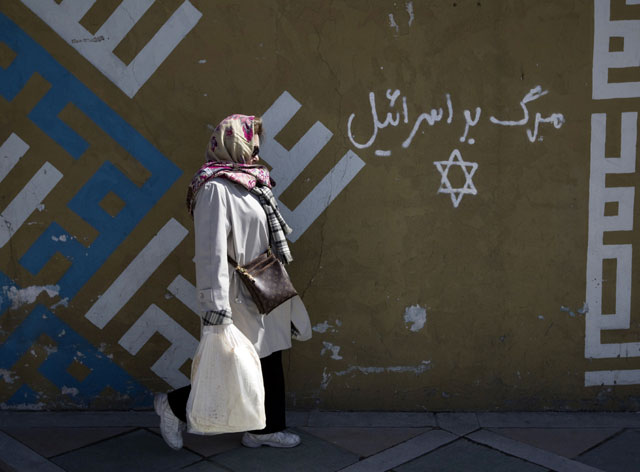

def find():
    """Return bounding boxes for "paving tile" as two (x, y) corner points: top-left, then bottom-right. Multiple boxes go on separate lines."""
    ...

(50, 429), (201, 472)
(148, 427), (242, 457)
(308, 412), (436, 428)
(300, 426), (431, 457)
(286, 410), (310, 427)
(178, 459), (229, 471)
(339, 430), (458, 472)
(0, 411), (158, 428)
(0, 431), (64, 472)
(476, 412), (640, 429)
(211, 429), (358, 472)
(1, 427), (135, 458)
(436, 413), (480, 436)
(0, 459), (15, 472)
(490, 427), (621, 458)
(467, 430), (602, 472)
(394, 438), (547, 472)
(577, 429), (640, 472)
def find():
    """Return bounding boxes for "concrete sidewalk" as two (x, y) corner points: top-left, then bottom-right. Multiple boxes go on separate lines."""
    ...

(1, 411), (639, 471)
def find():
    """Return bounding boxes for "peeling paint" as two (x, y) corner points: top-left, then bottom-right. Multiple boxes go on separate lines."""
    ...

(0, 402), (46, 410)
(538, 315), (544, 320)
(388, 13), (399, 34)
(313, 320), (342, 333)
(36, 203), (45, 211)
(404, 304), (427, 332)
(2, 284), (60, 309)
(321, 367), (331, 390)
(61, 386), (79, 396)
(406, 1), (414, 26)
(51, 234), (68, 242)
(51, 297), (69, 310)
(313, 321), (331, 333)
(96, 344), (113, 359)
(578, 302), (589, 314)
(334, 360), (431, 376)
(561, 305), (576, 317)
(198, 59), (207, 63)
(0, 369), (17, 383)
(44, 345), (58, 355)
(321, 342), (343, 360)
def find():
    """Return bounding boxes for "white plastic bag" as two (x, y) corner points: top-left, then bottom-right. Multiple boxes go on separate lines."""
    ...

(186, 324), (266, 434)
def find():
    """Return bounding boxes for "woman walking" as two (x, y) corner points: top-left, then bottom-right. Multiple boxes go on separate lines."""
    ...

(154, 114), (311, 450)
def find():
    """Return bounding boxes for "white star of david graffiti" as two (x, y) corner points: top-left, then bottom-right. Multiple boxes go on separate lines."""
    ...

(433, 149), (478, 208)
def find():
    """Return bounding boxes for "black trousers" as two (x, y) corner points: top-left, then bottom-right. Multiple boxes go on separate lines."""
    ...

(167, 350), (286, 434)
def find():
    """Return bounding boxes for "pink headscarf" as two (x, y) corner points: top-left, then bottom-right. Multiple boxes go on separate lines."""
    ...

(187, 114), (271, 216)
(205, 114), (260, 164)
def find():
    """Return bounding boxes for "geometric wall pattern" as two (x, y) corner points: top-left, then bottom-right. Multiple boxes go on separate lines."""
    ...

(0, 12), (180, 407)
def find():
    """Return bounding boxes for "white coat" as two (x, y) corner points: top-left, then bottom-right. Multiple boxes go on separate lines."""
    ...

(193, 178), (311, 358)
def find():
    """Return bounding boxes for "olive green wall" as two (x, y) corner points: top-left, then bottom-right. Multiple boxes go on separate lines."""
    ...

(0, 0), (639, 411)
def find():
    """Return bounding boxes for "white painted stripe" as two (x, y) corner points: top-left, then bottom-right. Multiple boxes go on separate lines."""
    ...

(585, 369), (640, 386)
(96, 0), (154, 49)
(20, 0), (202, 97)
(85, 218), (188, 329)
(118, 304), (198, 388)
(337, 430), (457, 472)
(592, 0), (640, 99)
(0, 162), (62, 248)
(585, 112), (639, 361)
(122, 1), (202, 97)
(59, 0), (97, 22)
(467, 430), (603, 472)
(281, 150), (366, 242)
(0, 133), (29, 182)
(268, 121), (333, 198)
(261, 91), (301, 138)
(261, 93), (332, 197)
(0, 430), (65, 472)
(167, 275), (199, 315)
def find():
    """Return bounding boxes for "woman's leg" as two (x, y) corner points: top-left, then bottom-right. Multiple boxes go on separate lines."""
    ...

(251, 350), (286, 434)
(166, 385), (190, 423)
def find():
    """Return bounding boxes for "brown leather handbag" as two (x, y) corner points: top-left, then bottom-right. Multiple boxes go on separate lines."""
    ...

(228, 249), (297, 314)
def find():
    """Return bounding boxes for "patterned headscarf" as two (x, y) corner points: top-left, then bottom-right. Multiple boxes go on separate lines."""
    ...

(205, 114), (260, 164)
(187, 114), (294, 264)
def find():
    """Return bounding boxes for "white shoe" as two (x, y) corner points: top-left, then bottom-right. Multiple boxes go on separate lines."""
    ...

(154, 393), (185, 450)
(241, 431), (301, 448)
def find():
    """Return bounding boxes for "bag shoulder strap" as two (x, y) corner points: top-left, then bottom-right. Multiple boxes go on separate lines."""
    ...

(228, 248), (272, 269)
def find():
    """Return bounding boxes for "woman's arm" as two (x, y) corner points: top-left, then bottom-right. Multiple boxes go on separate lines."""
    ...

(194, 181), (233, 325)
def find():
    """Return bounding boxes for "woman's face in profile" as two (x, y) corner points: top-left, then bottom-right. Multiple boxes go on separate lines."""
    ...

(246, 134), (260, 165)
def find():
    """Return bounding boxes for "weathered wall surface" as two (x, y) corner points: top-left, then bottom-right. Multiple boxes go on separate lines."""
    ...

(0, 0), (639, 411)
